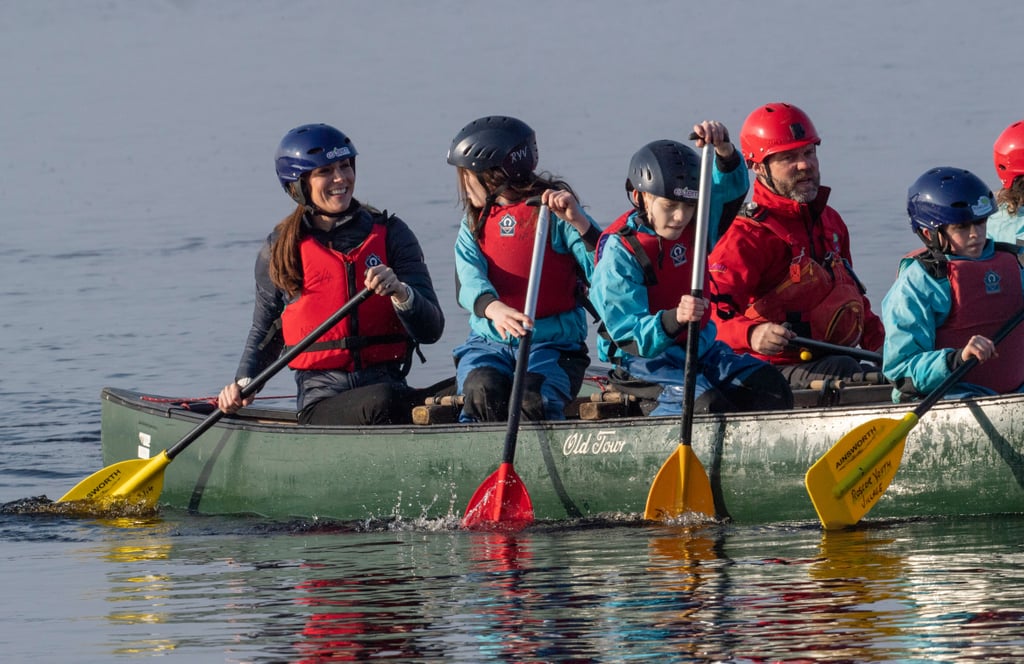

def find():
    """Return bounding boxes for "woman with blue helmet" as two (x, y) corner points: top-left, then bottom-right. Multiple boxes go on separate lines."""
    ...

(881, 166), (1024, 402)
(218, 123), (445, 424)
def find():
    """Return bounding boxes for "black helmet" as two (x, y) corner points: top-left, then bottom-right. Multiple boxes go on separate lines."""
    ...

(447, 115), (538, 181)
(626, 140), (701, 204)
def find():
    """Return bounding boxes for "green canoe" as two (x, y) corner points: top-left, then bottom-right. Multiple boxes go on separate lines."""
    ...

(98, 383), (1024, 525)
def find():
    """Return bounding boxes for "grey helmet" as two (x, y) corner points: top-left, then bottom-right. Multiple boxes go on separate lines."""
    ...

(626, 139), (701, 205)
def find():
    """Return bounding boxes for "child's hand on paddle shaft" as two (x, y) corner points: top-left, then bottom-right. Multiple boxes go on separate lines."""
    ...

(961, 334), (997, 363)
(541, 189), (589, 234)
(676, 295), (708, 325)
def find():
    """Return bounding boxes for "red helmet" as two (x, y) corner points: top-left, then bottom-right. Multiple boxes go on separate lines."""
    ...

(739, 102), (821, 165)
(993, 120), (1024, 189)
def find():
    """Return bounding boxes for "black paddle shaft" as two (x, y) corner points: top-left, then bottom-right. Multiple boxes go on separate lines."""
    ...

(501, 329), (533, 465)
(164, 287), (373, 460)
(789, 335), (882, 364)
(915, 306), (1024, 417)
(680, 142), (713, 447)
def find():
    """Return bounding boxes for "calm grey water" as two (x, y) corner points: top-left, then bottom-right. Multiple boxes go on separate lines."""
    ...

(3, 1), (1024, 661)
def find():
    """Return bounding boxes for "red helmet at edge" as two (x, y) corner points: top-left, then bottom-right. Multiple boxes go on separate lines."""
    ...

(740, 102), (821, 166)
(993, 120), (1024, 189)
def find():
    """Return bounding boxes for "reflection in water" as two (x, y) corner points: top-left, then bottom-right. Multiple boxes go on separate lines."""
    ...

(78, 516), (1024, 662)
(292, 566), (435, 661)
(463, 532), (544, 662)
(99, 520), (177, 656)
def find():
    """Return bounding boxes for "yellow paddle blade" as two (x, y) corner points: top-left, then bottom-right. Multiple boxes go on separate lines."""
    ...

(58, 452), (170, 510)
(645, 444), (715, 521)
(805, 414), (915, 530)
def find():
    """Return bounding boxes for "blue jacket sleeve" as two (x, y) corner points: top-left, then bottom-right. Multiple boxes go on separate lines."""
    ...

(708, 151), (750, 247)
(591, 231), (683, 361)
(881, 259), (953, 395)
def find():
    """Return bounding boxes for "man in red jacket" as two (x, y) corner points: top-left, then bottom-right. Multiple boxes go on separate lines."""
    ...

(708, 102), (884, 388)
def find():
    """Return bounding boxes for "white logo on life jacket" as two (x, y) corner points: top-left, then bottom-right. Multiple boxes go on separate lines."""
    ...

(499, 214), (516, 237)
(365, 253), (383, 268)
(670, 242), (688, 267)
(984, 269), (1002, 294)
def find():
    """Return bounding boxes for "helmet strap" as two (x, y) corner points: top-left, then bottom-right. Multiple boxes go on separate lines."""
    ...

(473, 175), (507, 235)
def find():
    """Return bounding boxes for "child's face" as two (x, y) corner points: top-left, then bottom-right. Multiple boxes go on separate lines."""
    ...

(935, 220), (987, 259)
(642, 192), (697, 241)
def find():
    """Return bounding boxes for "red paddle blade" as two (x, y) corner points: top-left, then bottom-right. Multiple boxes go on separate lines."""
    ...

(462, 462), (534, 531)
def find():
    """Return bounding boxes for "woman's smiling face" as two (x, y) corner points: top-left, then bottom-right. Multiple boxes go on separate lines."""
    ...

(308, 159), (355, 214)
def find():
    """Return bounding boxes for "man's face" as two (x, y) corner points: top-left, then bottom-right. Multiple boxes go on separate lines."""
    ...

(757, 144), (820, 203)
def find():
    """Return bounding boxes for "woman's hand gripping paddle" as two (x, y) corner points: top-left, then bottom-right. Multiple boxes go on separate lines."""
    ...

(58, 288), (374, 512)
(461, 204), (551, 530)
(805, 307), (1024, 529)
(644, 142), (716, 521)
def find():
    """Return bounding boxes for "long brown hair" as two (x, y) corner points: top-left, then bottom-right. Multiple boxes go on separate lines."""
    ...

(268, 205), (307, 298)
(997, 178), (1024, 216)
(455, 167), (579, 238)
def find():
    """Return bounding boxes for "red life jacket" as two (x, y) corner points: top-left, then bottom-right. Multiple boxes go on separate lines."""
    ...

(280, 222), (410, 371)
(476, 200), (579, 318)
(741, 210), (866, 353)
(929, 248), (1024, 392)
(598, 211), (711, 344)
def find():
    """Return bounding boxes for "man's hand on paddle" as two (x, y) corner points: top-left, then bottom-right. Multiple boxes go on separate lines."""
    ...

(750, 322), (796, 356)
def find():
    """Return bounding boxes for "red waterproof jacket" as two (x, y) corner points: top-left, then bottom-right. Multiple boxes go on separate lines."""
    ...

(708, 180), (884, 363)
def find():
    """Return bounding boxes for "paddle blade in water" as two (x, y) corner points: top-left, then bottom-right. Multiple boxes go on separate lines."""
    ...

(805, 415), (913, 529)
(644, 445), (715, 521)
(462, 462), (534, 531)
(58, 453), (169, 509)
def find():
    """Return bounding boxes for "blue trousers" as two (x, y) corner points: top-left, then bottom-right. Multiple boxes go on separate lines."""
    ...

(620, 340), (783, 417)
(454, 333), (588, 422)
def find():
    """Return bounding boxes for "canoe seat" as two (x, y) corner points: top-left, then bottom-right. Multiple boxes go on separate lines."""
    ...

(792, 378), (893, 409)
(577, 390), (643, 420)
(411, 394), (592, 425)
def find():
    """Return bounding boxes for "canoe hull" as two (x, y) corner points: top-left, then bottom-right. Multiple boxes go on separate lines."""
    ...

(99, 387), (1024, 524)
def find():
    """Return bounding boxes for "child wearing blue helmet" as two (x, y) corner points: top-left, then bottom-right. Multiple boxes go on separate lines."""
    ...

(218, 123), (445, 424)
(882, 167), (1024, 401)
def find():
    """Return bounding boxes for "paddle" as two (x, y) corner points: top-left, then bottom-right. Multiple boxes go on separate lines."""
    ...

(461, 204), (550, 530)
(805, 306), (1024, 529)
(789, 335), (882, 364)
(58, 287), (374, 509)
(644, 142), (716, 521)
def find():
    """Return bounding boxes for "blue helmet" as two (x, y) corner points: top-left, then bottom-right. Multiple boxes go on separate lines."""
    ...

(625, 140), (701, 204)
(447, 116), (538, 182)
(907, 167), (995, 233)
(275, 124), (357, 204)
